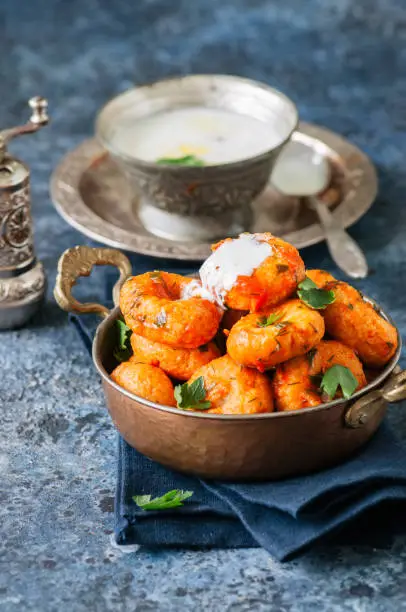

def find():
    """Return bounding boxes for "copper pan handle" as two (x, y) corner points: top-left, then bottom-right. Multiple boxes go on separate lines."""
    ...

(345, 366), (406, 428)
(54, 246), (132, 318)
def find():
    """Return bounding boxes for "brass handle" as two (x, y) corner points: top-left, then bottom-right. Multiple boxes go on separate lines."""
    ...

(345, 367), (406, 428)
(380, 369), (406, 403)
(54, 246), (132, 318)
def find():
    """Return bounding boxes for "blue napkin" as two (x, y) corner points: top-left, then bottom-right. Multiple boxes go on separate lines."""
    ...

(114, 425), (406, 560)
(69, 254), (406, 561)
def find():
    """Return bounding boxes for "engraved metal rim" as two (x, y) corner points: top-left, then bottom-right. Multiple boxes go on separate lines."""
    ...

(95, 74), (299, 171)
(92, 296), (401, 421)
(50, 124), (378, 261)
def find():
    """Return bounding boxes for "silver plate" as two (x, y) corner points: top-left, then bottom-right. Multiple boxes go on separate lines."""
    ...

(50, 122), (377, 261)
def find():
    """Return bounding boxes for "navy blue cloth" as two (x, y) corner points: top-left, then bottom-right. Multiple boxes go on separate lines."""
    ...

(115, 426), (406, 560)
(69, 255), (406, 561)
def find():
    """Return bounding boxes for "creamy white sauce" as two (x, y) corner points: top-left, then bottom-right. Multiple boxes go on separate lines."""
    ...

(199, 234), (273, 307)
(271, 140), (330, 196)
(181, 279), (215, 302)
(111, 107), (286, 165)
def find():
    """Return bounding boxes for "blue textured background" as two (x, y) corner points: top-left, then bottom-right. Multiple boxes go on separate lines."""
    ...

(1, 1), (406, 610)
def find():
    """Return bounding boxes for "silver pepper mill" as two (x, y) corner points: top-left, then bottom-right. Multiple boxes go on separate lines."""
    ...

(0, 97), (48, 329)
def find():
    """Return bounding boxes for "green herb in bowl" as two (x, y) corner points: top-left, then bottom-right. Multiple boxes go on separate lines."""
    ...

(297, 277), (335, 310)
(113, 319), (133, 363)
(156, 154), (205, 167)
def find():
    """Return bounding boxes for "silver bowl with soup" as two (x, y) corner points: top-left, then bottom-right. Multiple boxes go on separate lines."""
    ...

(95, 74), (298, 242)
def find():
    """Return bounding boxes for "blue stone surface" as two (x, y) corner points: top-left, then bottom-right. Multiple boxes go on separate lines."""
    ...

(1, 0), (406, 609)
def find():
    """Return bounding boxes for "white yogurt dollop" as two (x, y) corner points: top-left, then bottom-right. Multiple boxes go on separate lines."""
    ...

(181, 279), (215, 302)
(199, 234), (273, 308)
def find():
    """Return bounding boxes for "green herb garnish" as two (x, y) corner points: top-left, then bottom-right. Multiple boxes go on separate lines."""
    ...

(320, 365), (358, 400)
(174, 376), (211, 410)
(297, 277), (335, 310)
(133, 489), (194, 511)
(149, 271), (162, 279)
(257, 312), (282, 328)
(298, 277), (316, 291)
(156, 155), (205, 167)
(113, 319), (132, 362)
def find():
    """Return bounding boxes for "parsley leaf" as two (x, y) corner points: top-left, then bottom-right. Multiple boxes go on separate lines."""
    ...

(133, 489), (194, 511)
(297, 277), (335, 309)
(174, 376), (211, 410)
(156, 155), (205, 167)
(299, 277), (318, 291)
(257, 312), (282, 328)
(113, 319), (132, 362)
(320, 365), (358, 400)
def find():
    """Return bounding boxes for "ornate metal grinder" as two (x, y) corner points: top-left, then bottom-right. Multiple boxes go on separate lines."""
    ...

(0, 97), (48, 329)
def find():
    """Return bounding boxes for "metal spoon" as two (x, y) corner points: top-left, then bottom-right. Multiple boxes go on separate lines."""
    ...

(271, 140), (368, 279)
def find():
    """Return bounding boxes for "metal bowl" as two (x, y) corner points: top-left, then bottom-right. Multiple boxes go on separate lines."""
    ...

(54, 246), (406, 481)
(95, 75), (298, 242)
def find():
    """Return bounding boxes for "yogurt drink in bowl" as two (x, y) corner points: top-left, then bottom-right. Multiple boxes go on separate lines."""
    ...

(96, 75), (298, 241)
(111, 107), (290, 166)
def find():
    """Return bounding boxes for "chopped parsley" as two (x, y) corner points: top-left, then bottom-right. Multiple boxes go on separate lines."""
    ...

(113, 319), (132, 362)
(133, 490), (194, 511)
(174, 376), (211, 410)
(320, 365), (358, 400)
(297, 277), (335, 310)
(156, 154), (205, 167)
(257, 312), (282, 328)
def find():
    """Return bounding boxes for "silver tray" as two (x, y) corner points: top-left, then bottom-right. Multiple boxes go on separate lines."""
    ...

(50, 122), (377, 261)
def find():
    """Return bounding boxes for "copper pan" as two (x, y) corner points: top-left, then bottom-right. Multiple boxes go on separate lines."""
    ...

(54, 246), (406, 481)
